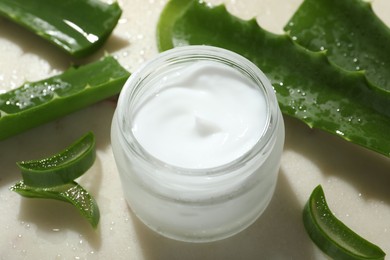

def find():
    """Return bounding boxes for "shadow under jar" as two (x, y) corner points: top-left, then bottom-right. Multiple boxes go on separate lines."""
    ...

(111, 45), (285, 243)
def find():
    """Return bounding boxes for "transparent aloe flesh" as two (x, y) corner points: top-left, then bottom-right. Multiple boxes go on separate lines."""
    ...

(17, 132), (96, 188)
(10, 181), (100, 228)
(303, 185), (385, 259)
(284, 0), (390, 92)
(157, 0), (390, 157)
(0, 56), (130, 141)
(0, 0), (122, 57)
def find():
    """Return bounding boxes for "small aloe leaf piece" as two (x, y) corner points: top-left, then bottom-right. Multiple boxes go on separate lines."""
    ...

(0, 56), (130, 141)
(17, 132), (95, 188)
(10, 180), (100, 228)
(303, 185), (386, 260)
(157, 0), (390, 157)
(284, 0), (390, 92)
(0, 0), (122, 57)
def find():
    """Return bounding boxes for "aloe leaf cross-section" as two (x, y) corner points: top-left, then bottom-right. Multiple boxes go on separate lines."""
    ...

(0, 0), (122, 57)
(0, 56), (130, 141)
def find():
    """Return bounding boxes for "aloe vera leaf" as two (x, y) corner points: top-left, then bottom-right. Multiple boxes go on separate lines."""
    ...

(303, 185), (385, 259)
(157, 0), (390, 157)
(284, 0), (390, 92)
(10, 180), (100, 228)
(0, 56), (130, 141)
(17, 132), (95, 188)
(0, 0), (122, 57)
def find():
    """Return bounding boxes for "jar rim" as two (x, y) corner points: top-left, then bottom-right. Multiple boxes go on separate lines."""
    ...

(115, 45), (280, 176)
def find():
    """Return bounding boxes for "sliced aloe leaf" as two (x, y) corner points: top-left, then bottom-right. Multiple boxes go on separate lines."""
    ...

(0, 56), (130, 141)
(0, 0), (122, 57)
(10, 180), (100, 228)
(303, 185), (385, 259)
(284, 0), (390, 92)
(157, 0), (390, 157)
(17, 132), (95, 188)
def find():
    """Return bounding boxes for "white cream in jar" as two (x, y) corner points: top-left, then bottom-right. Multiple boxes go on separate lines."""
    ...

(132, 61), (267, 169)
(111, 46), (284, 242)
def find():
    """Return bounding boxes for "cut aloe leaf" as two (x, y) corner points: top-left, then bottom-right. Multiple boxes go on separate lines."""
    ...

(0, 0), (122, 57)
(0, 56), (130, 141)
(17, 132), (95, 188)
(284, 0), (390, 92)
(10, 180), (100, 228)
(303, 185), (386, 260)
(157, 0), (390, 157)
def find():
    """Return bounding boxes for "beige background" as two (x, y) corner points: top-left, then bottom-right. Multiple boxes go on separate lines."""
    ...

(0, 0), (389, 259)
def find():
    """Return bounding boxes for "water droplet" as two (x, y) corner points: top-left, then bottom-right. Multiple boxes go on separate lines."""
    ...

(292, 36), (297, 41)
(289, 22), (294, 26)
(353, 58), (358, 63)
(118, 18), (128, 24)
(356, 66), (360, 70)
(320, 46), (325, 51)
(279, 82), (284, 86)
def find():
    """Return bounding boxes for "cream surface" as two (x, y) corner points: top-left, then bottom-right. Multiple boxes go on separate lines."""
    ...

(131, 61), (267, 168)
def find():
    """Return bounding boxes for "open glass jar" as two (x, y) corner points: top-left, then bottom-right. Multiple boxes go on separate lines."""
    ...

(111, 46), (284, 242)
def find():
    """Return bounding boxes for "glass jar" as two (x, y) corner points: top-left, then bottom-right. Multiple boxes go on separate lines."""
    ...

(111, 46), (285, 242)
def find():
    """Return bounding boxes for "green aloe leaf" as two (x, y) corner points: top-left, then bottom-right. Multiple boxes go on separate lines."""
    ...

(17, 132), (96, 188)
(157, 0), (390, 157)
(303, 185), (385, 259)
(0, 0), (122, 57)
(0, 56), (130, 141)
(284, 0), (390, 92)
(10, 180), (100, 228)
